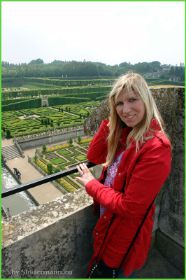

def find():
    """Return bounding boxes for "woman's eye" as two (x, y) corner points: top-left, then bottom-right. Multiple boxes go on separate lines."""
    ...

(128, 98), (136, 102)
(115, 102), (123, 107)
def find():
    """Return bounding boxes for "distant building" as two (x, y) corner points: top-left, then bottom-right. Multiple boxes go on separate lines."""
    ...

(41, 95), (49, 107)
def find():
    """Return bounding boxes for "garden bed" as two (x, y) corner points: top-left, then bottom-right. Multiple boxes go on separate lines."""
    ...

(32, 137), (92, 193)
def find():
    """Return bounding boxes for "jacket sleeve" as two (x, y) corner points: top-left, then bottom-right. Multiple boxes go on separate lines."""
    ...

(85, 140), (171, 218)
(87, 119), (109, 164)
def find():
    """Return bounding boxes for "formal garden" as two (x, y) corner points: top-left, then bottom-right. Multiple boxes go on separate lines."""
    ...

(2, 78), (104, 194)
(2, 77), (109, 139)
(2, 101), (100, 138)
(30, 137), (92, 193)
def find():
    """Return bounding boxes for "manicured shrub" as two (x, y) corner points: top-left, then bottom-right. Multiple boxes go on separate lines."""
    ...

(47, 163), (53, 174)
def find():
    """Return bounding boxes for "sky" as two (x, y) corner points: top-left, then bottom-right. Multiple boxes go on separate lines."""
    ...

(2, 1), (185, 66)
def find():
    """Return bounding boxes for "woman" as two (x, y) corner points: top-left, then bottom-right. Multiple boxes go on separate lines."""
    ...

(76, 73), (171, 278)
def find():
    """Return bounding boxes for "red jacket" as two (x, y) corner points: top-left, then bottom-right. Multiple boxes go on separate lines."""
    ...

(85, 119), (171, 276)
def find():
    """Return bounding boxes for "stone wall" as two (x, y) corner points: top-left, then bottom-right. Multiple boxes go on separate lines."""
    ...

(155, 87), (184, 246)
(2, 190), (97, 278)
(18, 128), (84, 150)
(85, 86), (184, 245)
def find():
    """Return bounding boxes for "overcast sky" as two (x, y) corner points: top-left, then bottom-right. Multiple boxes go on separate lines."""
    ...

(2, 1), (184, 66)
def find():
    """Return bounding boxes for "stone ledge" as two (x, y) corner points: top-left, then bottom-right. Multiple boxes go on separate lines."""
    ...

(2, 188), (93, 248)
(2, 202), (97, 278)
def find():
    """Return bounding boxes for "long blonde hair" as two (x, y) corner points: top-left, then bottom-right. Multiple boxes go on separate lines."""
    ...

(106, 72), (164, 166)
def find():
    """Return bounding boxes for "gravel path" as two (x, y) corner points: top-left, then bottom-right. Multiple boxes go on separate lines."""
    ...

(5, 147), (63, 205)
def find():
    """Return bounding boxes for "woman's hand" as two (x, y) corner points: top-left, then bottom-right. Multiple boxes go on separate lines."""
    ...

(76, 163), (95, 186)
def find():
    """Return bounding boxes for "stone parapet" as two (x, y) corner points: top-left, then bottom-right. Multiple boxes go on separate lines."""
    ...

(2, 189), (97, 278)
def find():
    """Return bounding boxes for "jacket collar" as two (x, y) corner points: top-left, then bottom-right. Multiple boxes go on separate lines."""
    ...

(148, 118), (161, 131)
(120, 118), (162, 146)
(144, 118), (162, 139)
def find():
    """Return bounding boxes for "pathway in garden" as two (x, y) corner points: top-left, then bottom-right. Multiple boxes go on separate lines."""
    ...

(48, 106), (79, 117)
(2, 139), (14, 147)
(5, 147), (63, 205)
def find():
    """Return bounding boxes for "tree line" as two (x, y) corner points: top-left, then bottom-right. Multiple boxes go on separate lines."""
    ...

(2, 59), (184, 81)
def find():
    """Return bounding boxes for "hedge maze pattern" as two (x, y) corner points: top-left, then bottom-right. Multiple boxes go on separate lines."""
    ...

(33, 138), (92, 193)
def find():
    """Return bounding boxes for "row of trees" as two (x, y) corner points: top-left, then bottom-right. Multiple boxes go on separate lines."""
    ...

(3, 59), (184, 81)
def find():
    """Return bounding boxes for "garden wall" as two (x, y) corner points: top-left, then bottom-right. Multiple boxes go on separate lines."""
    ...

(18, 128), (84, 150)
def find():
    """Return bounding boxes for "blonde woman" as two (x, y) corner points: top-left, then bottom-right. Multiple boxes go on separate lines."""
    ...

(76, 73), (171, 278)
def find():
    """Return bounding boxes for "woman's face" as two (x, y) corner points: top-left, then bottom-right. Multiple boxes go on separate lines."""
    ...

(115, 90), (145, 128)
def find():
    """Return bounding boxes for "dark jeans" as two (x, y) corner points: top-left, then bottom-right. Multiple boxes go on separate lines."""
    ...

(87, 260), (118, 278)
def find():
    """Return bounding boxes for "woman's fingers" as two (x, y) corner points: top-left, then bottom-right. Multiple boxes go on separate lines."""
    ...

(76, 163), (94, 186)
(77, 163), (89, 175)
(76, 165), (83, 176)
